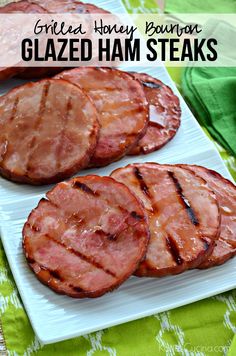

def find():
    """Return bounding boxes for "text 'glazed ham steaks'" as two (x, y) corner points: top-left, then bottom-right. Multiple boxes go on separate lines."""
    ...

(0, 79), (99, 184)
(182, 165), (236, 268)
(55, 67), (149, 167)
(23, 176), (149, 298)
(129, 73), (181, 155)
(111, 163), (220, 277)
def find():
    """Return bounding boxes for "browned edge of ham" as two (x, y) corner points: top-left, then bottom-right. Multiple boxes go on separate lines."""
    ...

(23, 175), (150, 297)
(0, 78), (100, 184)
(179, 164), (236, 269)
(111, 163), (221, 277)
(128, 73), (181, 155)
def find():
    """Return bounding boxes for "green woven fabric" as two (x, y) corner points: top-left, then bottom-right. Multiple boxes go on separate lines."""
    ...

(165, 0), (236, 13)
(1, 231), (236, 356)
(1, 1), (236, 355)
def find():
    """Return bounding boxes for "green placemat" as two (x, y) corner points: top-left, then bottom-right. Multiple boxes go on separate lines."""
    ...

(0, 1), (236, 355)
(165, 0), (236, 13)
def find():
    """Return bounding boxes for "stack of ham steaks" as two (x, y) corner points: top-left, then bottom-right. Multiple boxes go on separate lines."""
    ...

(0, 0), (181, 183)
(23, 163), (236, 298)
(0, 67), (181, 184)
(0, 0), (111, 81)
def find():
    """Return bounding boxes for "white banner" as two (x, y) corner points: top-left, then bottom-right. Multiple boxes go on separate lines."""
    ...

(0, 13), (235, 67)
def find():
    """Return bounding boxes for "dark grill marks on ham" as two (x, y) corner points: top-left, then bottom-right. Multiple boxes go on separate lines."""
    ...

(26, 81), (50, 173)
(0, 79), (99, 184)
(166, 235), (183, 266)
(128, 73), (181, 155)
(23, 176), (149, 298)
(111, 163), (220, 277)
(10, 97), (19, 122)
(130, 211), (144, 221)
(43, 233), (117, 277)
(181, 165), (236, 268)
(134, 167), (151, 198)
(200, 237), (211, 251)
(95, 229), (117, 242)
(49, 269), (63, 281)
(54, 67), (149, 167)
(168, 170), (199, 226)
(72, 181), (98, 196)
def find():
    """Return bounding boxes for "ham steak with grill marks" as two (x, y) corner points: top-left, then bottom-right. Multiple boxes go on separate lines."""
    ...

(128, 73), (181, 155)
(55, 67), (149, 167)
(19, 0), (111, 79)
(181, 165), (236, 268)
(0, 0), (48, 81)
(111, 163), (221, 277)
(0, 78), (99, 184)
(23, 175), (149, 298)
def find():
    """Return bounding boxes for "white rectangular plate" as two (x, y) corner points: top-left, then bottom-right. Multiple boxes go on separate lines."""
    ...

(0, 0), (235, 345)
